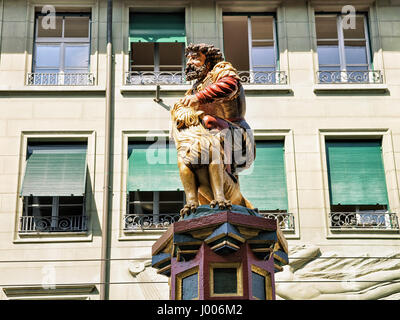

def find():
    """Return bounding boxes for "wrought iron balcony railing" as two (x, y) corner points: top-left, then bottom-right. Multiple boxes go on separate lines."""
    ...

(124, 70), (287, 85)
(125, 71), (186, 85)
(238, 70), (288, 85)
(124, 213), (181, 230)
(27, 73), (95, 86)
(329, 212), (399, 230)
(259, 211), (295, 232)
(19, 215), (88, 233)
(317, 70), (383, 84)
(124, 211), (294, 232)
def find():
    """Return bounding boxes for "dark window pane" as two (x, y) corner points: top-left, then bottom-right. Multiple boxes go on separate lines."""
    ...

(182, 273), (198, 300)
(159, 202), (182, 214)
(315, 16), (338, 39)
(342, 16), (365, 39)
(59, 196), (84, 205)
(251, 16), (274, 40)
(129, 191), (153, 202)
(213, 268), (237, 294)
(31, 196), (53, 205)
(59, 205), (83, 216)
(252, 272), (266, 300)
(64, 17), (90, 38)
(159, 191), (183, 202)
(131, 203), (153, 215)
(31, 206), (52, 217)
(37, 16), (63, 37)
(159, 43), (183, 71)
(223, 15), (249, 71)
(331, 204), (388, 212)
(131, 42), (154, 71)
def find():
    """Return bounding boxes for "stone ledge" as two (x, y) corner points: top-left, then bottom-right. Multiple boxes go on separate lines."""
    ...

(120, 84), (293, 94)
(14, 231), (93, 243)
(243, 84), (293, 93)
(313, 83), (389, 93)
(120, 84), (191, 93)
(0, 86), (106, 94)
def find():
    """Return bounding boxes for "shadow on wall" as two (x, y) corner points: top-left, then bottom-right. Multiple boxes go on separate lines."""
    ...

(86, 169), (101, 238)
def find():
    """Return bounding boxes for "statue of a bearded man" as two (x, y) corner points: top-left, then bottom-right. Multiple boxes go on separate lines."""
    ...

(179, 43), (255, 178)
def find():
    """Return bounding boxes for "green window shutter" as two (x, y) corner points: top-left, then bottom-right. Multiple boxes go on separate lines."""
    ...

(129, 13), (186, 43)
(239, 141), (288, 211)
(127, 143), (183, 191)
(326, 140), (388, 205)
(20, 144), (87, 197)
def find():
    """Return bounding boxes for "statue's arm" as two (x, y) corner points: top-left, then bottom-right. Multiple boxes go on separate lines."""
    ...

(194, 76), (239, 104)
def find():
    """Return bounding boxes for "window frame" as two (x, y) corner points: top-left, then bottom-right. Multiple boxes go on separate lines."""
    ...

(209, 262), (243, 298)
(126, 10), (188, 85)
(15, 131), (95, 243)
(315, 12), (374, 83)
(222, 12), (280, 73)
(125, 190), (185, 231)
(22, 195), (87, 233)
(33, 13), (91, 74)
(121, 131), (184, 239)
(176, 266), (199, 300)
(318, 129), (400, 238)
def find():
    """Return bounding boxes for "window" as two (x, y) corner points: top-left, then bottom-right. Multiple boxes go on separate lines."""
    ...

(325, 140), (397, 230)
(223, 14), (284, 84)
(239, 141), (293, 230)
(176, 267), (199, 300)
(19, 142), (88, 233)
(127, 12), (186, 84)
(315, 13), (380, 83)
(125, 142), (184, 230)
(209, 263), (243, 297)
(251, 265), (273, 300)
(29, 13), (92, 85)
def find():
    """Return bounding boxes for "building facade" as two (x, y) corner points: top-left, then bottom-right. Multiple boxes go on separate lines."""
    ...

(0, 0), (400, 300)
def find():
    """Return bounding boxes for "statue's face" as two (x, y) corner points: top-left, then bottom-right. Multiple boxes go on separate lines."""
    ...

(185, 51), (209, 81)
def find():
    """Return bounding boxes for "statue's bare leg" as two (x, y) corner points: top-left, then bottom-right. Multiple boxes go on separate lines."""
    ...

(178, 159), (199, 217)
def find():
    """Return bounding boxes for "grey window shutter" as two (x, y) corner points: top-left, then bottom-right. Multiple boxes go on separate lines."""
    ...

(20, 144), (87, 197)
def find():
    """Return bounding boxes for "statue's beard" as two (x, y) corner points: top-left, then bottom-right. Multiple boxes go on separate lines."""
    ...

(185, 63), (209, 81)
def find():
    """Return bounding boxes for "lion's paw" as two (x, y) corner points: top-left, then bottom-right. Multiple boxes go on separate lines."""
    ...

(180, 202), (198, 218)
(210, 199), (232, 210)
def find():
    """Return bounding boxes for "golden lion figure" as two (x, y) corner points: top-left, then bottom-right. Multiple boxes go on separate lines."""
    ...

(171, 102), (254, 217)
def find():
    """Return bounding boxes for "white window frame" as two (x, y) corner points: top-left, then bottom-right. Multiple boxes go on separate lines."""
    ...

(15, 131), (95, 243)
(316, 13), (372, 82)
(318, 129), (400, 239)
(33, 14), (91, 74)
(246, 15), (279, 74)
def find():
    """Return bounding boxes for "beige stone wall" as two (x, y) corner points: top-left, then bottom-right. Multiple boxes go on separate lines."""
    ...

(0, 0), (399, 300)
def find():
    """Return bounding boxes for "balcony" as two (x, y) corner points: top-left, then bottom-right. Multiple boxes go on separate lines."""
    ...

(19, 215), (88, 233)
(27, 73), (95, 86)
(124, 211), (294, 232)
(329, 212), (399, 231)
(124, 70), (287, 85)
(259, 211), (295, 232)
(124, 213), (181, 231)
(317, 70), (383, 84)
